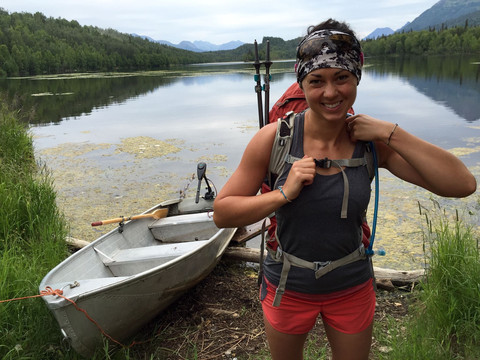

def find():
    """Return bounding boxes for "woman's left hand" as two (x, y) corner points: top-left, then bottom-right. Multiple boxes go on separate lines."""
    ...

(345, 114), (392, 144)
(345, 114), (476, 198)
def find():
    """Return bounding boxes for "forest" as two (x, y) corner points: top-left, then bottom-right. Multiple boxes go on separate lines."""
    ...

(0, 9), (479, 77)
(362, 23), (480, 56)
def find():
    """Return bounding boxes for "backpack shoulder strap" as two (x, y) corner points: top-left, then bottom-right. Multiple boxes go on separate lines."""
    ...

(268, 111), (296, 189)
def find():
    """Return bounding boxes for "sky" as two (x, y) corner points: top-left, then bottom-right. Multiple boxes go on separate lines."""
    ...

(1, 0), (440, 44)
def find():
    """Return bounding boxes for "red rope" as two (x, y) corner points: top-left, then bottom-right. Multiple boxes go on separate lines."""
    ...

(1, 286), (150, 349)
(0, 286), (63, 303)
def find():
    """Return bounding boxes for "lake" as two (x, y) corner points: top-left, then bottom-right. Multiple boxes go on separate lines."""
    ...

(1, 55), (479, 270)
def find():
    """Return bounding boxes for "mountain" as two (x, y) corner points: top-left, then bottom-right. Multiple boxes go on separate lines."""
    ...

(399, 0), (480, 32)
(363, 27), (394, 40)
(192, 40), (245, 51)
(132, 35), (244, 52)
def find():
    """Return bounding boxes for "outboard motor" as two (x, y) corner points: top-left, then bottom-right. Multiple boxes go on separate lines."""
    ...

(195, 162), (215, 203)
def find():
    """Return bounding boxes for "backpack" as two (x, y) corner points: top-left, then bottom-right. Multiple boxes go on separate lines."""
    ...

(268, 82), (307, 122)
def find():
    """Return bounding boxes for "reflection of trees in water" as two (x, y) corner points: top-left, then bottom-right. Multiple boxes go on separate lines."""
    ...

(2, 56), (478, 125)
(0, 75), (177, 125)
(364, 56), (480, 122)
(407, 76), (480, 122)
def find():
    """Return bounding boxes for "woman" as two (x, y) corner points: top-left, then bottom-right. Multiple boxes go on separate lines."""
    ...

(213, 19), (476, 360)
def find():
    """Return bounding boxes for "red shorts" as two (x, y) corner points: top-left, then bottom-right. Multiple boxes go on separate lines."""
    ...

(260, 278), (376, 335)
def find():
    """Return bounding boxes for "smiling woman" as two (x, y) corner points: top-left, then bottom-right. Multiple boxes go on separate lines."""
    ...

(212, 18), (476, 360)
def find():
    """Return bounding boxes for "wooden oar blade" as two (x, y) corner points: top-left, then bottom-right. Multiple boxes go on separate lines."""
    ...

(152, 208), (168, 219)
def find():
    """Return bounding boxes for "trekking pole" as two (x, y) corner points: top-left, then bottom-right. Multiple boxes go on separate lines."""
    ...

(253, 40), (264, 129)
(263, 40), (272, 128)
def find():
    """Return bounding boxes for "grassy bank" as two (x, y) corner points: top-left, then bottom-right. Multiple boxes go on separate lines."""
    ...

(374, 204), (480, 360)
(0, 100), (71, 359)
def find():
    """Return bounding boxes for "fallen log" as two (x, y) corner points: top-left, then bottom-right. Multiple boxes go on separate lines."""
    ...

(231, 218), (270, 244)
(66, 237), (90, 248)
(65, 233), (424, 289)
(223, 246), (425, 288)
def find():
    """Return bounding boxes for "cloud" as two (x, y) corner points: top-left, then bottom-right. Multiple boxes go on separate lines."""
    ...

(1, 0), (440, 44)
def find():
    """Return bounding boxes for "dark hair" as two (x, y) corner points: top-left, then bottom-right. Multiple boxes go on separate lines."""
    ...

(307, 18), (357, 39)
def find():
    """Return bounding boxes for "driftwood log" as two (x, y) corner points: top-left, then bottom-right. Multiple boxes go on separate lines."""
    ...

(66, 237), (90, 248)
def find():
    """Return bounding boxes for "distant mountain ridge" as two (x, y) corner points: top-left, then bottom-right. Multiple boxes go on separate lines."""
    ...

(400, 0), (480, 32)
(364, 0), (480, 40)
(132, 34), (244, 52)
(363, 27), (395, 40)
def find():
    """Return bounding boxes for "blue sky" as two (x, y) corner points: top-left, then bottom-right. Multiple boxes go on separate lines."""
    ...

(1, 0), (440, 44)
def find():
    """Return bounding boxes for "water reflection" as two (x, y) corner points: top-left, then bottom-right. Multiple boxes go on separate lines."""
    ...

(364, 56), (480, 122)
(1, 55), (477, 126)
(0, 76), (177, 125)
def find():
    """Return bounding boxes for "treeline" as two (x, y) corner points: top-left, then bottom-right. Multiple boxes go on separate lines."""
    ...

(1, 9), (480, 78)
(0, 9), (215, 77)
(0, 8), (299, 77)
(362, 25), (480, 56)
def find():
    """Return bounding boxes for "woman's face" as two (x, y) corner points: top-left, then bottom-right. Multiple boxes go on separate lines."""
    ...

(301, 67), (357, 122)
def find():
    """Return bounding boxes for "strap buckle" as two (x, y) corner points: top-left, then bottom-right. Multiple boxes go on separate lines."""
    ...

(275, 287), (285, 296)
(314, 157), (332, 169)
(274, 247), (283, 261)
(313, 260), (331, 271)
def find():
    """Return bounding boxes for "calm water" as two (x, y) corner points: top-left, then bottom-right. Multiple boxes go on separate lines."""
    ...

(2, 55), (479, 269)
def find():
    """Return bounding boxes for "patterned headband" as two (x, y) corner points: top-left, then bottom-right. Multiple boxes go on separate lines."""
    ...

(295, 29), (363, 84)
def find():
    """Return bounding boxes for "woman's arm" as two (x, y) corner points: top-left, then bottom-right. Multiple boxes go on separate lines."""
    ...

(213, 123), (285, 228)
(346, 115), (477, 198)
(213, 123), (316, 228)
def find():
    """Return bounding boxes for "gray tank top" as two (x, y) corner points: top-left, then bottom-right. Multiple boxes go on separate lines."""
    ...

(264, 112), (373, 294)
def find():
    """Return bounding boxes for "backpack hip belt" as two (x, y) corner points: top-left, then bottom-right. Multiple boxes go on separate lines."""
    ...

(267, 229), (367, 307)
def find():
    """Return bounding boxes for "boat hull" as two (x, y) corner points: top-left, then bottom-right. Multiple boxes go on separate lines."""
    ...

(39, 202), (235, 357)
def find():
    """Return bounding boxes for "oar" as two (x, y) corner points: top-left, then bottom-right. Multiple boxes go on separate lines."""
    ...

(91, 208), (168, 226)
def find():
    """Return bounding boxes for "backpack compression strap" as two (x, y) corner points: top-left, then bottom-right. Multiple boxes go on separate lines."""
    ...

(268, 111), (296, 190)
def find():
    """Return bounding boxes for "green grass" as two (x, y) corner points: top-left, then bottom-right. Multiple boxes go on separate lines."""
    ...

(0, 101), (72, 359)
(372, 202), (480, 360)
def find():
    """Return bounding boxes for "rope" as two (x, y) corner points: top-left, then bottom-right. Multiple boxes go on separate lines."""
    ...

(1, 286), (150, 350)
(0, 286), (63, 303)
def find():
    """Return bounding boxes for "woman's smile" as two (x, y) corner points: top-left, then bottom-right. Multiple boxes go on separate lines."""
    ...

(323, 101), (342, 109)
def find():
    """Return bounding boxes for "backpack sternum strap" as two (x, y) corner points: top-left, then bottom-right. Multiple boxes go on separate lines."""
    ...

(284, 153), (370, 219)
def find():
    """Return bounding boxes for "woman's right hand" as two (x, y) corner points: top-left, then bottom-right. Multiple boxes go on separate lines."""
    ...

(281, 156), (316, 201)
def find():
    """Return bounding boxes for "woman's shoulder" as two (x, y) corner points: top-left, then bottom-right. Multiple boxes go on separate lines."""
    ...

(251, 122), (277, 148)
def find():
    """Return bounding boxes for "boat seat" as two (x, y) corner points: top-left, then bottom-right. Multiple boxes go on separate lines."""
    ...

(99, 241), (208, 277)
(149, 213), (218, 243)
